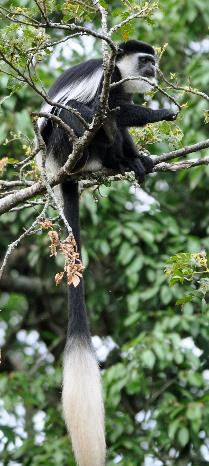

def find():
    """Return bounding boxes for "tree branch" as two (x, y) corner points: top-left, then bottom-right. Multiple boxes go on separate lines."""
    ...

(159, 69), (209, 103)
(0, 199), (50, 279)
(0, 8), (116, 51)
(0, 4), (209, 222)
(109, 2), (157, 34)
(154, 156), (209, 172)
(152, 138), (209, 164)
(33, 119), (73, 235)
(111, 75), (181, 110)
(1, 137), (209, 216)
(33, 111), (77, 142)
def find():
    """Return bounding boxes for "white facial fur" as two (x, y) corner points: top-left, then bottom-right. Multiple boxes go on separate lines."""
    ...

(117, 52), (157, 94)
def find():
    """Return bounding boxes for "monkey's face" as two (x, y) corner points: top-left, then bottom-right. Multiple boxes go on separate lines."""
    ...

(138, 54), (156, 78)
(117, 52), (157, 94)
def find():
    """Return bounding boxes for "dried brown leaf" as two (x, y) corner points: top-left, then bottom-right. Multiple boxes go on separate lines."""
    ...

(72, 274), (81, 287)
(39, 219), (53, 230)
(55, 272), (64, 285)
(48, 230), (59, 243)
(0, 157), (8, 174)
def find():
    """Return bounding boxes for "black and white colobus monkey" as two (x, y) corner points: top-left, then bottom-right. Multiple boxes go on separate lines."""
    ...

(38, 40), (177, 466)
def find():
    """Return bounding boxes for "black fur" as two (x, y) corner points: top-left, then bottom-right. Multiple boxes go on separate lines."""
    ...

(118, 39), (155, 56)
(39, 42), (178, 463)
(41, 41), (176, 183)
(40, 40), (177, 338)
(62, 181), (90, 340)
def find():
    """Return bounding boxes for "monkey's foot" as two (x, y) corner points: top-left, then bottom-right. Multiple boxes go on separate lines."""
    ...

(124, 155), (153, 183)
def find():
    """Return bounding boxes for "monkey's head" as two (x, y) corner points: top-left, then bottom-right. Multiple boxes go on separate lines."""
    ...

(116, 40), (157, 94)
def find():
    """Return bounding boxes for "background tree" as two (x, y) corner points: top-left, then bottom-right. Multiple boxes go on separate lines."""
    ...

(1, 1), (209, 465)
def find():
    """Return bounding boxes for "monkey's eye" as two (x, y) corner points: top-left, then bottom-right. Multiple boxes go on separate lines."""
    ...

(150, 58), (156, 65)
(140, 57), (147, 64)
(139, 56), (156, 66)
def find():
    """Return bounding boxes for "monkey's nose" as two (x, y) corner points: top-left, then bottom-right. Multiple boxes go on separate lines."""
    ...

(146, 68), (155, 77)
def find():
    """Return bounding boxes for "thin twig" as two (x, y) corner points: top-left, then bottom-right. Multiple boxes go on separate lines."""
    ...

(111, 75), (181, 110)
(14, 149), (39, 168)
(0, 6), (39, 25)
(28, 32), (87, 53)
(109, 3), (155, 34)
(154, 156), (209, 172)
(10, 200), (49, 212)
(0, 199), (49, 279)
(152, 138), (209, 165)
(159, 69), (209, 103)
(0, 67), (25, 82)
(0, 180), (33, 188)
(32, 111), (77, 142)
(33, 119), (72, 235)
(0, 49), (90, 129)
(34, 0), (49, 24)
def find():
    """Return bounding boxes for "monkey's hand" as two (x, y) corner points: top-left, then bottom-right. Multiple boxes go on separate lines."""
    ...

(162, 109), (178, 121)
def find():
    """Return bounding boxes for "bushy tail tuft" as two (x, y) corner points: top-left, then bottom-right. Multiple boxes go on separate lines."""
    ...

(62, 338), (106, 466)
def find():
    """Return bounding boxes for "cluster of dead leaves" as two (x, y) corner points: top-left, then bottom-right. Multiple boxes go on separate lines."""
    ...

(39, 219), (53, 230)
(39, 219), (84, 287)
(0, 157), (8, 174)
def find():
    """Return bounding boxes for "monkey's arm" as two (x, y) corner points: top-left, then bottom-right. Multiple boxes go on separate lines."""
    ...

(116, 103), (177, 127)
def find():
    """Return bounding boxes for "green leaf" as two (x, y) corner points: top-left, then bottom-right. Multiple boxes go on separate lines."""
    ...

(124, 312), (140, 327)
(186, 403), (202, 421)
(168, 419), (180, 440)
(141, 350), (156, 369)
(0, 425), (16, 442)
(178, 427), (189, 447)
(118, 241), (135, 265)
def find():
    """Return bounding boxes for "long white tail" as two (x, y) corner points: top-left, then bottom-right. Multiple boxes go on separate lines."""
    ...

(62, 339), (106, 466)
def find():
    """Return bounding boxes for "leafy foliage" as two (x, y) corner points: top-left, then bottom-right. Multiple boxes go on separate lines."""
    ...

(165, 251), (209, 308)
(1, 1), (209, 465)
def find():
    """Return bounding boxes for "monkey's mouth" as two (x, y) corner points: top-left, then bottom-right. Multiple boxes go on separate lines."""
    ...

(137, 76), (157, 95)
(147, 71), (156, 78)
(140, 75), (157, 85)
